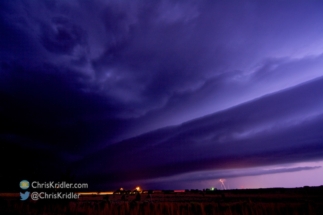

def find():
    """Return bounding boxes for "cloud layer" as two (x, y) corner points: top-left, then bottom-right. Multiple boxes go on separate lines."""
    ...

(1, 0), (323, 190)
(76, 77), (323, 188)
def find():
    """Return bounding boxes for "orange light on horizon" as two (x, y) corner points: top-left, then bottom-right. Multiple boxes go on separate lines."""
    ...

(77, 191), (114, 195)
(77, 192), (98, 195)
(174, 190), (185, 193)
(99, 192), (113, 195)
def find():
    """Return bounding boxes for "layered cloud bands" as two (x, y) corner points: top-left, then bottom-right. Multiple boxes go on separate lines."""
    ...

(78, 77), (323, 188)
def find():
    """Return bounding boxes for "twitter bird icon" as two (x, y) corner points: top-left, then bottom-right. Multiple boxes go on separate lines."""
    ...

(20, 191), (30, 201)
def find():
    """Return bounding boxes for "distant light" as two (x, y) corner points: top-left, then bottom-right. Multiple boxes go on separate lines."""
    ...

(135, 186), (140, 191)
(77, 192), (114, 196)
(120, 187), (124, 191)
(77, 192), (98, 195)
(99, 192), (113, 195)
(211, 187), (214, 191)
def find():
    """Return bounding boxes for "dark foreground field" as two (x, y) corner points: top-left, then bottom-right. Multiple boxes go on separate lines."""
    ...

(1, 186), (323, 215)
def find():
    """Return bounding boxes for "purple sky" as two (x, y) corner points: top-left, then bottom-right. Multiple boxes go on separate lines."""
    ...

(1, 0), (323, 191)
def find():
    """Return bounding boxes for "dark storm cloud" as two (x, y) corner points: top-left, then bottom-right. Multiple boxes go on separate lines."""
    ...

(77, 77), (323, 188)
(1, 0), (323, 190)
(2, 0), (322, 122)
(0, 62), (129, 153)
(0, 61), (131, 190)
